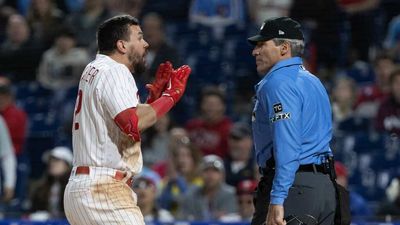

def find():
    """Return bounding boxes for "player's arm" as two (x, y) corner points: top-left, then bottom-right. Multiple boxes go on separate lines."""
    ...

(114, 65), (191, 141)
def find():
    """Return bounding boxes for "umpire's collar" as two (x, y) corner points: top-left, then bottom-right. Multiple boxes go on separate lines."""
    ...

(255, 57), (303, 92)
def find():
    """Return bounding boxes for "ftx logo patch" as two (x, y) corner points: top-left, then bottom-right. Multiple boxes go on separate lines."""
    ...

(270, 103), (290, 123)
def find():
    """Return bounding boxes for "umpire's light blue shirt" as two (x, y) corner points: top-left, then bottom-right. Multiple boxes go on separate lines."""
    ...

(252, 57), (333, 205)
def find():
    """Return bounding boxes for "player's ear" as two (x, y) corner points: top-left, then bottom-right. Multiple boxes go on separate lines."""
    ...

(116, 40), (127, 54)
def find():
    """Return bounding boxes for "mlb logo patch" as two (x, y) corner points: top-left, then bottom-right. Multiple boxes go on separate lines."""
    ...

(273, 103), (283, 113)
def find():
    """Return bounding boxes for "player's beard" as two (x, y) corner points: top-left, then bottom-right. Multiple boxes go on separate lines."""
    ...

(128, 50), (146, 75)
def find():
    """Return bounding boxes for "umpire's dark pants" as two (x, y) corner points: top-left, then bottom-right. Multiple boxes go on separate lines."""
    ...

(251, 168), (336, 225)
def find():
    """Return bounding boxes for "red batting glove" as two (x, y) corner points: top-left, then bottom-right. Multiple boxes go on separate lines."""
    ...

(146, 61), (173, 103)
(162, 65), (191, 104)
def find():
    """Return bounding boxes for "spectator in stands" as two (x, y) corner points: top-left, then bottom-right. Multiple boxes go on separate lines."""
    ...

(378, 176), (400, 217)
(178, 154), (238, 221)
(384, 15), (400, 63)
(289, 0), (345, 70)
(140, 12), (180, 85)
(29, 146), (72, 220)
(0, 76), (28, 205)
(338, 0), (380, 62)
(107, 0), (144, 18)
(331, 76), (370, 132)
(152, 127), (191, 177)
(26, 0), (64, 48)
(158, 141), (203, 216)
(0, 14), (44, 82)
(247, 0), (292, 26)
(133, 174), (174, 223)
(235, 179), (257, 221)
(186, 86), (232, 158)
(355, 53), (396, 119)
(0, 115), (16, 204)
(374, 67), (400, 136)
(142, 113), (172, 167)
(36, 27), (89, 91)
(332, 76), (357, 125)
(224, 122), (256, 187)
(189, 0), (247, 39)
(140, 0), (190, 22)
(65, 0), (113, 55)
(0, 4), (17, 43)
(335, 161), (372, 217)
(0, 76), (27, 157)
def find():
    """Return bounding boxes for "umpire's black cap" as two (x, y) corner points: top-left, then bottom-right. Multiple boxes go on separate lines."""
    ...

(247, 17), (304, 45)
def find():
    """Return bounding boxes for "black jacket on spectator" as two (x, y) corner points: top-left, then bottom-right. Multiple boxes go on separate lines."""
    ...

(0, 39), (44, 82)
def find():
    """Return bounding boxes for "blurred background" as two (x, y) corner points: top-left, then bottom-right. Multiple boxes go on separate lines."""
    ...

(0, 0), (399, 224)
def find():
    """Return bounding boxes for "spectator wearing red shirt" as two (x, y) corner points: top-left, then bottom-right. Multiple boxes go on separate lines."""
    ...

(0, 76), (28, 156)
(375, 67), (400, 136)
(185, 86), (232, 158)
(355, 53), (395, 118)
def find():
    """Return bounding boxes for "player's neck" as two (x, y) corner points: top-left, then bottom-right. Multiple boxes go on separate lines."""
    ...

(108, 53), (133, 72)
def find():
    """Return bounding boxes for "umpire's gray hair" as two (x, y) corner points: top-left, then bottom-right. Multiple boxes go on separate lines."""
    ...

(272, 38), (305, 57)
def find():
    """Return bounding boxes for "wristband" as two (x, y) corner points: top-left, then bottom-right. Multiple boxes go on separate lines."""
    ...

(150, 96), (175, 119)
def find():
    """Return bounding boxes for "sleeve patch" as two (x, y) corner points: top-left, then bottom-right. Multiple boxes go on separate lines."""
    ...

(271, 102), (290, 123)
(270, 112), (291, 123)
(273, 103), (283, 113)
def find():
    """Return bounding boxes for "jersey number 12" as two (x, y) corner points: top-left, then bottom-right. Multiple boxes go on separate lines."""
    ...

(73, 89), (83, 130)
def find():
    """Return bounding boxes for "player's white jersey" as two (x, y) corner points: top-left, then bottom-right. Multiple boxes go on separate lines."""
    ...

(72, 54), (143, 174)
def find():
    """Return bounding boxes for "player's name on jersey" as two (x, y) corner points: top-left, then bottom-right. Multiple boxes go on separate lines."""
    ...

(81, 65), (99, 85)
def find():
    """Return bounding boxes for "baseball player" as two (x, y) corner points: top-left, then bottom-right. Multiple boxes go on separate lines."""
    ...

(63, 15), (191, 225)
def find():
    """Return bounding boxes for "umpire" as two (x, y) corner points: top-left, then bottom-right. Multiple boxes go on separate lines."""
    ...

(248, 17), (336, 225)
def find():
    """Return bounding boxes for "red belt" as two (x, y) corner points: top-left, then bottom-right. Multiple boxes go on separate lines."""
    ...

(75, 166), (133, 186)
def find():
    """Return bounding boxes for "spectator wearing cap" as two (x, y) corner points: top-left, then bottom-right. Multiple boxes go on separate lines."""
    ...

(132, 172), (174, 223)
(236, 179), (258, 221)
(224, 122), (256, 187)
(178, 154), (238, 221)
(29, 146), (73, 220)
(335, 161), (372, 218)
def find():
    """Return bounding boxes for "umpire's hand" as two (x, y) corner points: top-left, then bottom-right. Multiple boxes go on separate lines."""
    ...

(266, 204), (286, 225)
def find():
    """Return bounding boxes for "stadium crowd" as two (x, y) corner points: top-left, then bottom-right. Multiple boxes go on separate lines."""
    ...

(0, 0), (399, 223)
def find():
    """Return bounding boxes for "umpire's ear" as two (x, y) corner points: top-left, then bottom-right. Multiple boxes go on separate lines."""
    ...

(116, 40), (128, 54)
(280, 41), (290, 57)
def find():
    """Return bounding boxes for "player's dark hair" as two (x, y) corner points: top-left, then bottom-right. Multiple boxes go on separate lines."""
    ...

(97, 15), (139, 55)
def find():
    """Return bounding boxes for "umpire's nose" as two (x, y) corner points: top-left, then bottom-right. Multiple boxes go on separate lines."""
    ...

(252, 47), (260, 57)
